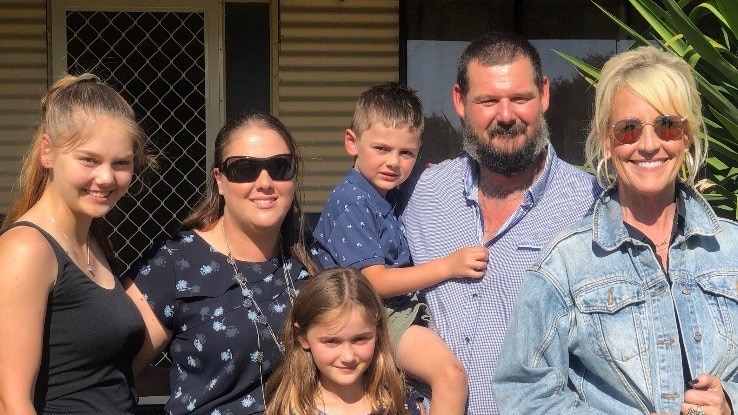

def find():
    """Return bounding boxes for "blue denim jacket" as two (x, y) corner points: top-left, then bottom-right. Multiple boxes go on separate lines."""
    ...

(492, 184), (738, 415)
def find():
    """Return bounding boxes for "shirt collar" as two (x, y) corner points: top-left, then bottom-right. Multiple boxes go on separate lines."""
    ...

(344, 167), (394, 216)
(462, 143), (557, 207)
(622, 190), (687, 249)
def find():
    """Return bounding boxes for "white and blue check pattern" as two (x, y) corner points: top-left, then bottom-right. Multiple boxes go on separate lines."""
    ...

(402, 146), (602, 415)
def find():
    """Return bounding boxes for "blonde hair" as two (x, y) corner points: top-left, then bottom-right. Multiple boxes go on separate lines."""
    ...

(266, 268), (407, 415)
(585, 46), (706, 187)
(2, 74), (150, 262)
(350, 82), (424, 137)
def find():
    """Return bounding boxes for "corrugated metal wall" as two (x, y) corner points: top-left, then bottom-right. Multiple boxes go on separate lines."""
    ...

(0, 0), (47, 211)
(278, 0), (399, 212)
(0, 0), (401, 214)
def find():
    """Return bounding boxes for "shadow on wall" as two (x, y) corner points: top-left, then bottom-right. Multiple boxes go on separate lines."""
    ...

(547, 52), (610, 168)
(402, 113), (464, 195)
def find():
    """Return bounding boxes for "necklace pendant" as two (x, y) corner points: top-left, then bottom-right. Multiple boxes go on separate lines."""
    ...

(87, 265), (94, 273)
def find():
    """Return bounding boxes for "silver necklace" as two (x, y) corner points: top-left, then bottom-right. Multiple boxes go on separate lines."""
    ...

(220, 219), (297, 407)
(623, 204), (674, 250)
(47, 212), (93, 274)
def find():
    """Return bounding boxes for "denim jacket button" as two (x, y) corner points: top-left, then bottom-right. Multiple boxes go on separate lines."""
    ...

(694, 332), (702, 342)
(679, 242), (687, 250)
(682, 286), (691, 295)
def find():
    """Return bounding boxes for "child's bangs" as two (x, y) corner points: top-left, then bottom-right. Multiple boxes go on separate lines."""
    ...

(314, 303), (376, 332)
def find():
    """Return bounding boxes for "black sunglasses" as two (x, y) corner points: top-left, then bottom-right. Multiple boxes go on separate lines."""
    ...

(219, 154), (296, 183)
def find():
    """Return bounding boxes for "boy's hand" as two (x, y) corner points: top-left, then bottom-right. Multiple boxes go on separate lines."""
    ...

(443, 246), (489, 280)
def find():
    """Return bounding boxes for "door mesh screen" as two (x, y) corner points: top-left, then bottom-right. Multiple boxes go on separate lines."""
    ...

(66, 11), (207, 275)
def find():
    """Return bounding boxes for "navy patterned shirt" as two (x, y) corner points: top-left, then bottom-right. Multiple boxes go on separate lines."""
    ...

(133, 231), (308, 415)
(312, 168), (411, 271)
(401, 147), (602, 414)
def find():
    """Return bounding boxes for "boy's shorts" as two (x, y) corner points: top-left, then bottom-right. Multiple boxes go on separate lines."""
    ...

(384, 292), (429, 352)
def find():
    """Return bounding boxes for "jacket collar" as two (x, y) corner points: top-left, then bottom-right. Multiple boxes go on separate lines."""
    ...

(593, 182), (722, 251)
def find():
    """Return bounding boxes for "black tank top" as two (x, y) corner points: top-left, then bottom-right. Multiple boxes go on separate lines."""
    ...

(2, 222), (145, 414)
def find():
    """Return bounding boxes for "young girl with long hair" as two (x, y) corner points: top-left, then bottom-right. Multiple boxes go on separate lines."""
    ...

(266, 267), (407, 415)
(0, 73), (150, 413)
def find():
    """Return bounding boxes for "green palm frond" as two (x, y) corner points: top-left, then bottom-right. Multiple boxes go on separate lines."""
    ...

(558, 0), (738, 218)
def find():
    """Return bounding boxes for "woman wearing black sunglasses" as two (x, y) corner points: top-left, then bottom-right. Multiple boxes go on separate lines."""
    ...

(125, 111), (317, 414)
(492, 46), (736, 415)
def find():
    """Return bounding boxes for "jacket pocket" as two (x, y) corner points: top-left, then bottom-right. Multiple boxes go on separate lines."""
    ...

(696, 272), (738, 344)
(574, 279), (647, 362)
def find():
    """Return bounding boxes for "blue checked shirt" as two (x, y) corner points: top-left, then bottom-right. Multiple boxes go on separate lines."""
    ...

(401, 146), (601, 415)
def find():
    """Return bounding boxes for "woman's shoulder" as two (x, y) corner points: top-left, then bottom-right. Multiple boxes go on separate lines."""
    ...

(133, 229), (213, 278)
(149, 230), (213, 258)
(535, 215), (595, 260)
(0, 222), (58, 288)
(524, 216), (598, 297)
(0, 221), (58, 258)
(716, 217), (738, 233)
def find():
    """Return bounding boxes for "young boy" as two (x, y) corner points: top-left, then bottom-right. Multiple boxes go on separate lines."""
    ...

(313, 82), (489, 414)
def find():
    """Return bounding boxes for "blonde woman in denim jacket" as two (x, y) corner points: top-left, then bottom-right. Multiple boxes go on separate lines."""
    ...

(492, 46), (736, 415)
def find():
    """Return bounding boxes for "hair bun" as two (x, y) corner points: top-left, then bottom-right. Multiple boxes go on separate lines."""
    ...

(72, 73), (101, 84)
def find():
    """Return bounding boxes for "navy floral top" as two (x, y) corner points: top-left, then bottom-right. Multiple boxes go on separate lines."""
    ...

(133, 231), (308, 415)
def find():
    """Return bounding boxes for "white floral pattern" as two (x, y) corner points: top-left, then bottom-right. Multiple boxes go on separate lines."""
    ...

(134, 231), (307, 414)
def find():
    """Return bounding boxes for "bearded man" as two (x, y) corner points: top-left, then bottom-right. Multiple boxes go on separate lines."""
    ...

(401, 31), (602, 415)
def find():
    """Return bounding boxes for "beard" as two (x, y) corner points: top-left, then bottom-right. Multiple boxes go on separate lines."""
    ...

(462, 115), (550, 177)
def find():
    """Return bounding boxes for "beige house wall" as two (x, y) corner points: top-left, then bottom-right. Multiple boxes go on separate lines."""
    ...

(277, 0), (399, 212)
(0, 0), (400, 213)
(0, 0), (47, 211)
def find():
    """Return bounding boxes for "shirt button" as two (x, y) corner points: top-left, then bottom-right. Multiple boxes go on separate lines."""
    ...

(682, 286), (691, 295)
(465, 336), (471, 344)
(694, 332), (702, 342)
(472, 293), (478, 299)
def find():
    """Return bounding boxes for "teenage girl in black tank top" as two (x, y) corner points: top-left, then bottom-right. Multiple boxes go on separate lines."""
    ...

(0, 74), (151, 414)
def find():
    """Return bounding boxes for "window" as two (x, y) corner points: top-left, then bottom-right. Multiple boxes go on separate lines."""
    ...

(402, 0), (647, 168)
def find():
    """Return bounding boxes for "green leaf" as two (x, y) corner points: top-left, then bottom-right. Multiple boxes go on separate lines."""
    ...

(711, 107), (738, 134)
(663, 33), (686, 50)
(692, 3), (729, 29)
(716, 0), (738, 38)
(592, 2), (653, 46)
(630, 0), (687, 52)
(693, 70), (738, 123)
(660, 0), (738, 82)
(552, 50), (602, 80)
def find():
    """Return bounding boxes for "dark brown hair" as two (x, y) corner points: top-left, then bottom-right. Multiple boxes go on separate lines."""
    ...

(180, 111), (316, 274)
(456, 31), (544, 96)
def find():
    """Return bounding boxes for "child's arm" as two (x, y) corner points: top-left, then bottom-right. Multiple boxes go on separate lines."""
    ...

(361, 246), (488, 297)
